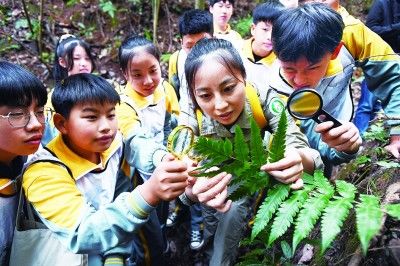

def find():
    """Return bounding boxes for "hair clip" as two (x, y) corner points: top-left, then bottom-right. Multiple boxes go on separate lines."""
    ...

(59, 34), (76, 43)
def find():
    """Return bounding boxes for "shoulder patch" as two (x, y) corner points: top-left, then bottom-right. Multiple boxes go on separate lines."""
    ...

(269, 97), (285, 115)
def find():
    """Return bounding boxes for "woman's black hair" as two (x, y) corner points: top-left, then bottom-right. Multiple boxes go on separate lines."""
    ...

(184, 38), (246, 108)
(53, 34), (96, 83)
(118, 35), (160, 77)
(0, 61), (47, 107)
(52, 73), (120, 118)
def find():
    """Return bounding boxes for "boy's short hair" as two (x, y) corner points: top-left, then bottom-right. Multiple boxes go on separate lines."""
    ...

(209, 0), (235, 7)
(252, 1), (285, 24)
(52, 73), (120, 118)
(272, 3), (344, 64)
(0, 61), (47, 107)
(178, 9), (213, 37)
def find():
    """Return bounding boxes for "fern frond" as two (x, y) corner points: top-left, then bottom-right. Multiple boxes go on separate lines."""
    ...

(385, 204), (400, 219)
(250, 118), (267, 167)
(292, 190), (333, 251)
(356, 194), (383, 255)
(302, 172), (315, 185)
(251, 184), (290, 241)
(267, 189), (309, 246)
(313, 170), (334, 195)
(234, 125), (249, 162)
(268, 111), (287, 163)
(320, 196), (354, 254)
(194, 137), (233, 166)
(335, 180), (357, 199)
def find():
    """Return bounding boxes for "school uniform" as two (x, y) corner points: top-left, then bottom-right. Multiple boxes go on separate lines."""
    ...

(0, 156), (24, 266)
(270, 6), (400, 176)
(214, 24), (243, 43)
(22, 133), (154, 266)
(117, 80), (179, 265)
(238, 37), (279, 99)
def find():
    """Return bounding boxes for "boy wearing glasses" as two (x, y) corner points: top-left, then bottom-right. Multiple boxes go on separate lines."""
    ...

(0, 61), (47, 266)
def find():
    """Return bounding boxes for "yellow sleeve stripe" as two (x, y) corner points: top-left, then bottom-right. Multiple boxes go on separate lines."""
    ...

(23, 162), (84, 229)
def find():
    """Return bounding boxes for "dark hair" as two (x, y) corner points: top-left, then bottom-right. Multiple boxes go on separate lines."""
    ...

(272, 3), (344, 64)
(53, 35), (96, 83)
(118, 35), (160, 77)
(52, 73), (120, 118)
(185, 38), (246, 108)
(178, 9), (213, 37)
(209, 0), (235, 7)
(0, 61), (47, 107)
(252, 1), (285, 24)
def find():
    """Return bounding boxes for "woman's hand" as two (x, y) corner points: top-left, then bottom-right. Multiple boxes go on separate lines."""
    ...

(260, 148), (304, 189)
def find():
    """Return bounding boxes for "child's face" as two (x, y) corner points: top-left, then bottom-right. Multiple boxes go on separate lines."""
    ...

(125, 52), (161, 97)
(0, 102), (44, 161)
(251, 21), (274, 57)
(182, 33), (212, 53)
(209, 1), (233, 29)
(57, 102), (117, 163)
(193, 57), (246, 126)
(280, 54), (332, 90)
(62, 45), (93, 76)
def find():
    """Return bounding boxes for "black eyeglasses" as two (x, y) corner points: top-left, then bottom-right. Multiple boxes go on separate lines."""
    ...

(0, 108), (46, 128)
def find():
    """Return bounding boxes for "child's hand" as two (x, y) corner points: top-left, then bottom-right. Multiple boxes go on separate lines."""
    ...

(188, 172), (232, 213)
(140, 154), (188, 205)
(260, 148), (303, 189)
(315, 121), (361, 154)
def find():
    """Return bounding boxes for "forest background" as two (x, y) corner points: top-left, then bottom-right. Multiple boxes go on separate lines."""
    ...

(0, 0), (373, 88)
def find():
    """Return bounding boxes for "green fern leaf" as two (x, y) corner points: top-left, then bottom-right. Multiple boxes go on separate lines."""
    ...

(251, 184), (290, 241)
(250, 118), (267, 166)
(194, 137), (233, 165)
(234, 125), (249, 162)
(335, 180), (357, 199)
(385, 204), (400, 219)
(223, 139), (233, 157)
(320, 193), (355, 254)
(292, 189), (334, 251)
(268, 111), (287, 163)
(313, 170), (334, 195)
(355, 194), (383, 255)
(302, 172), (315, 184)
(267, 189), (309, 246)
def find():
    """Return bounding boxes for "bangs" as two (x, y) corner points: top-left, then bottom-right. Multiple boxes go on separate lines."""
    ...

(0, 62), (47, 107)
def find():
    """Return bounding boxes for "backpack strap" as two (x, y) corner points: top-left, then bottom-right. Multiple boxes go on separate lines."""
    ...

(195, 82), (268, 131)
(244, 83), (268, 129)
(17, 150), (73, 230)
(168, 50), (181, 99)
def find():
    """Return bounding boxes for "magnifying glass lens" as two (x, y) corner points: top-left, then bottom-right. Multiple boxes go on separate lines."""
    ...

(288, 90), (322, 119)
(167, 126), (195, 159)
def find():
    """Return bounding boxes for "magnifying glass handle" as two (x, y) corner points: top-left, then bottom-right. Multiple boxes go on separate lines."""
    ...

(313, 109), (342, 128)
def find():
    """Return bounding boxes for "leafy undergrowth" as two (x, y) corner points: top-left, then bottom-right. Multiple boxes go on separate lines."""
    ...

(192, 114), (400, 265)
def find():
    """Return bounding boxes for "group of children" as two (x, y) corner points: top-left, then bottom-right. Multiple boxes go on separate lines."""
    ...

(1, 0), (400, 265)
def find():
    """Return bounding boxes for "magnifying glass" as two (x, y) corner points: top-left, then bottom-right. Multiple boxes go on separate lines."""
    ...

(167, 125), (195, 160)
(287, 88), (342, 128)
